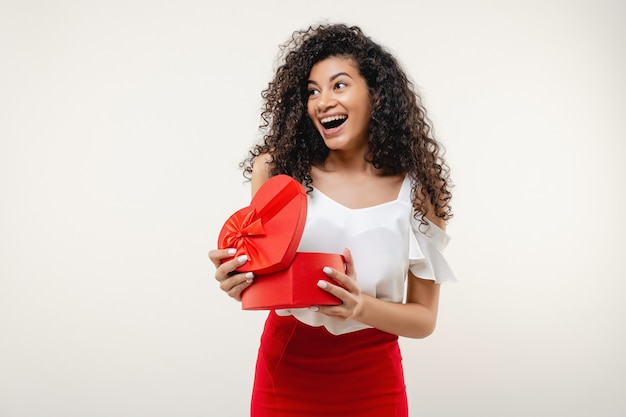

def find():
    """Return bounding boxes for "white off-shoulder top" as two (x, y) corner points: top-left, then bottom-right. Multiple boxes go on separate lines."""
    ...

(276, 175), (457, 335)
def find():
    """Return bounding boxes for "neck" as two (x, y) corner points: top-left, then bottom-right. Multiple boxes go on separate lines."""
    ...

(319, 149), (375, 173)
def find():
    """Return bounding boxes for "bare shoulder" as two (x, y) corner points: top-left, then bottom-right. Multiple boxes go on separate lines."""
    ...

(417, 185), (447, 231)
(425, 211), (446, 231)
(251, 153), (272, 197)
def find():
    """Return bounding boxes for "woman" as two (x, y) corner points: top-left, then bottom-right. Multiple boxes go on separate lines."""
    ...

(209, 23), (456, 417)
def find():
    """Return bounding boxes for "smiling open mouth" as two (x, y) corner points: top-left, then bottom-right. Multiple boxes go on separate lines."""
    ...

(320, 115), (347, 129)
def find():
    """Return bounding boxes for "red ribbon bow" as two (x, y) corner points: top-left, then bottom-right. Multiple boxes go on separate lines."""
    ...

(221, 208), (266, 259)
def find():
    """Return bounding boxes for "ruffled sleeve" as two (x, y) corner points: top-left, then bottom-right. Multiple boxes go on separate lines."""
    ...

(408, 213), (458, 284)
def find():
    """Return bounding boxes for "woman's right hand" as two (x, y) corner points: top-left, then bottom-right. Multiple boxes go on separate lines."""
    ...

(208, 248), (254, 301)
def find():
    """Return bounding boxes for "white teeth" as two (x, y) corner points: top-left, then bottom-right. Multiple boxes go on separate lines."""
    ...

(320, 115), (347, 124)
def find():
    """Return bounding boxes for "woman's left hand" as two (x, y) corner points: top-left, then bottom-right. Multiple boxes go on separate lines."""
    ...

(310, 248), (364, 321)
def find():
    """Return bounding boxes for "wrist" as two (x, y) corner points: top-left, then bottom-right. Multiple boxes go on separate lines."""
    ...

(352, 293), (370, 322)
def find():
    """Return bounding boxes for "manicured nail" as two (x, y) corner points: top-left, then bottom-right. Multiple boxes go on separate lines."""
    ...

(237, 255), (248, 263)
(227, 248), (236, 256)
(245, 272), (254, 283)
(317, 280), (328, 289)
(323, 266), (332, 274)
(309, 306), (319, 312)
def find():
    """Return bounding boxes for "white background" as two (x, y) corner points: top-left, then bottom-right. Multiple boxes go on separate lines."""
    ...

(1, 1), (625, 416)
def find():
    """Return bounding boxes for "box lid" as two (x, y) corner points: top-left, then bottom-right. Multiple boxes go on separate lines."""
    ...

(218, 174), (307, 275)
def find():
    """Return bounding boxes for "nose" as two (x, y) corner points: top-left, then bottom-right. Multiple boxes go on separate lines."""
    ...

(316, 91), (336, 113)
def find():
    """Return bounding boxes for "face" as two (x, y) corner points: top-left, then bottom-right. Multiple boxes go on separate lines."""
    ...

(307, 57), (372, 152)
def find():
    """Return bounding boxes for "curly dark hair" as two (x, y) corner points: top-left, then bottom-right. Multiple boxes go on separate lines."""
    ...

(241, 23), (453, 222)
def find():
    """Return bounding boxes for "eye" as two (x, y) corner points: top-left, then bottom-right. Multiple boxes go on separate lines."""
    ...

(335, 81), (347, 90)
(308, 88), (320, 96)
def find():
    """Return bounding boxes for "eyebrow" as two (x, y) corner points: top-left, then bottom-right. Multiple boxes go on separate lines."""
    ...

(307, 72), (353, 85)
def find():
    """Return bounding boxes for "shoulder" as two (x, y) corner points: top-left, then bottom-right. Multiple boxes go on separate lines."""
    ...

(251, 153), (272, 197)
(425, 210), (446, 231)
(413, 181), (447, 231)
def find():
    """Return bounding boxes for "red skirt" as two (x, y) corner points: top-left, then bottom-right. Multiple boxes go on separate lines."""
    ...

(251, 310), (408, 417)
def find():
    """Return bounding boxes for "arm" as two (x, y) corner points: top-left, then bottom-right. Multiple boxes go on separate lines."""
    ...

(250, 153), (271, 196)
(356, 273), (439, 339)
(313, 249), (440, 339)
(208, 153), (272, 301)
(314, 212), (446, 339)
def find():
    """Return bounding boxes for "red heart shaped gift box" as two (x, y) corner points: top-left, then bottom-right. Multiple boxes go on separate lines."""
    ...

(218, 174), (344, 310)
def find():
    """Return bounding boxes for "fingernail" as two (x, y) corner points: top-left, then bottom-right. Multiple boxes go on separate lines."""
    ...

(317, 280), (327, 289)
(309, 306), (319, 312)
(227, 248), (236, 256)
(237, 255), (248, 263)
(245, 272), (254, 282)
(323, 266), (332, 274)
